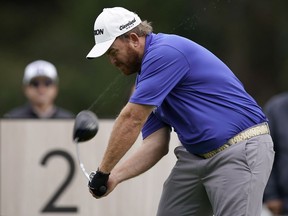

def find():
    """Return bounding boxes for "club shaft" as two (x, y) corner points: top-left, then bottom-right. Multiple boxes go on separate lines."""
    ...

(75, 141), (90, 180)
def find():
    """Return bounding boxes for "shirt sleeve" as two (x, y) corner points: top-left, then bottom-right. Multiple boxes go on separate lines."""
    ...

(142, 112), (171, 139)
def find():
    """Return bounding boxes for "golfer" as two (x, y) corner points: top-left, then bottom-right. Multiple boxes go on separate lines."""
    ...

(87, 7), (274, 216)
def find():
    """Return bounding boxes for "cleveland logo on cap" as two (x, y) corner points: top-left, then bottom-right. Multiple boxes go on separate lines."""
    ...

(119, 18), (136, 30)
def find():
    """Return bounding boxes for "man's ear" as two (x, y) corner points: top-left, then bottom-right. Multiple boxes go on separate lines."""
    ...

(129, 33), (140, 46)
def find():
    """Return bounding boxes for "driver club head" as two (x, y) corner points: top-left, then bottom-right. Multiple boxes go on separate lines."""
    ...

(73, 110), (99, 143)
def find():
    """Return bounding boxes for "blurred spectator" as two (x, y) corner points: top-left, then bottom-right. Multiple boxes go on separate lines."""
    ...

(3, 60), (74, 119)
(263, 92), (288, 215)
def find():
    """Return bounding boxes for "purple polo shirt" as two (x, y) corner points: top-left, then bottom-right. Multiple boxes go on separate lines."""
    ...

(129, 33), (266, 154)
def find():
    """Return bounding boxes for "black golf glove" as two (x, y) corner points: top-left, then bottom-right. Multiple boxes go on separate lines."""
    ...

(88, 169), (110, 197)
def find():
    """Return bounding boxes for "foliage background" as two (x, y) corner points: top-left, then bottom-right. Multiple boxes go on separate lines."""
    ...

(1, 0), (288, 118)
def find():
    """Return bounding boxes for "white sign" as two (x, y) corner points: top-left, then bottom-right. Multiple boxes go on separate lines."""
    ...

(0, 120), (178, 216)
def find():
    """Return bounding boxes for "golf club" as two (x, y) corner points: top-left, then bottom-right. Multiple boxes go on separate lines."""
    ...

(73, 110), (99, 181)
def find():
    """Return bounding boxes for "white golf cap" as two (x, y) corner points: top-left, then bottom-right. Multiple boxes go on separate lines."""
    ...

(23, 60), (58, 84)
(86, 7), (142, 59)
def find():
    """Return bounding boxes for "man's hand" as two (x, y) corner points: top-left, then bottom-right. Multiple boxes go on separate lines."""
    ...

(89, 171), (120, 199)
(88, 170), (110, 197)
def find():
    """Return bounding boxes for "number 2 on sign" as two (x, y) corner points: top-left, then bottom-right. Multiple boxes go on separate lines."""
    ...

(40, 149), (78, 213)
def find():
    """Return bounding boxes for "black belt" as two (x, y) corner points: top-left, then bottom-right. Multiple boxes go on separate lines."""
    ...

(198, 123), (270, 159)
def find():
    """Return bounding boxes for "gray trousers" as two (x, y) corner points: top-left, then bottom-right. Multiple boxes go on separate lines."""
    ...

(157, 134), (275, 216)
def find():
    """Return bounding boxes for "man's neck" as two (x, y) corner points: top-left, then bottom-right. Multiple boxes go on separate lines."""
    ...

(32, 104), (56, 118)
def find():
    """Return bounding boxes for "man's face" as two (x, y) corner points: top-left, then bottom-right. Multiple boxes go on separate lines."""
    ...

(106, 37), (142, 75)
(24, 76), (58, 106)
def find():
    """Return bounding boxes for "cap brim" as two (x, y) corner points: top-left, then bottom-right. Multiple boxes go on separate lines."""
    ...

(86, 39), (115, 59)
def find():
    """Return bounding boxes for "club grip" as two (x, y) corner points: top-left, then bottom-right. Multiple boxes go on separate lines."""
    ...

(99, 185), (107, 194)
(88, 170), (110, 197)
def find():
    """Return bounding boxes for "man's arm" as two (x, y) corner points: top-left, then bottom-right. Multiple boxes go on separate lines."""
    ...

(99, 102), (155, 173)
(112, 126), (170, 181)
(89, 101), (171, 198)
(99, 126), (171, 198)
